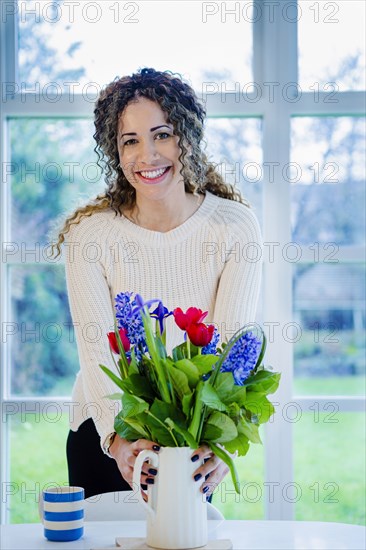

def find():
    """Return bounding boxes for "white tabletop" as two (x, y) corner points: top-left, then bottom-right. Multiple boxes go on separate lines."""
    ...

(1, 520), (365, 550)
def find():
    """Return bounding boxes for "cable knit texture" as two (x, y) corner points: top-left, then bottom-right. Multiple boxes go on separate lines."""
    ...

(64, 191), (263, 450)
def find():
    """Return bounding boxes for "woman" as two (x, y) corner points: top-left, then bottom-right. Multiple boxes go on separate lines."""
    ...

(51, 67), (263, 500)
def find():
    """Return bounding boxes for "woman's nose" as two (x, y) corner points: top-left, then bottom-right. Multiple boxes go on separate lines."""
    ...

(137, 139), (160, 163)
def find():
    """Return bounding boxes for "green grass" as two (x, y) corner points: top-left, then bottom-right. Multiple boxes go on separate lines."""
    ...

(8, 377), (366, 525)
(294, 375), (365, 396)
(294, 412), (365, 525)
(9, 414), (69, 523)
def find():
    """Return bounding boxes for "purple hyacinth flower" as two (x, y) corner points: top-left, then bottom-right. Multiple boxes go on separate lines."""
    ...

(202, 327), (220, 355)
(220, 331), (262, 385)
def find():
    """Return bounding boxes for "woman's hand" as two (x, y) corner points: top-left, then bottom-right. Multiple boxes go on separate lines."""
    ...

(190, 445), (230, 499)
(109, 436), (160, 499)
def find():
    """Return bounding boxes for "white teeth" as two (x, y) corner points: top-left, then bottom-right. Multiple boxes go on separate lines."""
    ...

(139, 167), (168, 179)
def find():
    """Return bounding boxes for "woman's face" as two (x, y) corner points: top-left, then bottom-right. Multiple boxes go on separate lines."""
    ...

(117, 97), (186, 203)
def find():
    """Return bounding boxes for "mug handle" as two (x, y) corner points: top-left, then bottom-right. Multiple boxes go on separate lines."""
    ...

(132, 449), (159, 519)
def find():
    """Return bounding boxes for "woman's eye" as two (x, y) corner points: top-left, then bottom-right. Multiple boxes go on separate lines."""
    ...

(124, 139), (137, 146)
(123, 133), (170, 146)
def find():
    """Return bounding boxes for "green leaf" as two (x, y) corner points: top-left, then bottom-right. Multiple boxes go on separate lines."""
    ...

(191, 354), (218, 375)
(200, 383), (228, 413)
(227, 402), (241, 420)
(245, 393), (275, 423)
(253, 330), (267, 371)
(114, 319), (129, 377)
(214, 372), (235, 402)
(238, 416), (262, 444)
(165, 418), (199, 449)
(146, 399), (185, 446)
(127, 354), (139, 375)
(166, 361), (191, 399)
(244, 370), (281, 395)
(172, 342), (187, 361)
(174, 359), (200, 387)
(150, 399), (185, 424)
(104, 392), (124, 401)
(222, 434), (250, 457)
(156, 335), (167, 360)
(204, 411), (238, 443)
(229, 386), (247, 407)
(118, 418), (150, 439)
(206, 441), (240, 494)
(182, 393), (194, 417)
(99, 364), (126, 392)
(114, 411), (150, 440)
(121, 393), (149, 418)
(125, 373), (155, 400)
(201, 423), (223, 441)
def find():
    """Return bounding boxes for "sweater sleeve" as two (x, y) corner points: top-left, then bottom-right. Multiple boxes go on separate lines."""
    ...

(212, 205), (263, 343)
(64, 217), (120, 450)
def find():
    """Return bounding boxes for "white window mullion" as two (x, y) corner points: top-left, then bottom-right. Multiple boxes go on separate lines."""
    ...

(292, 91), (366, 116)
(293, 396), (365, 413)
(0, 0), (18, 525)
(260, 0), (299, 521)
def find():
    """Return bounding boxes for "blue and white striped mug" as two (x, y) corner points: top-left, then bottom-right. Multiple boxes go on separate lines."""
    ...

(42, 486), (84, 542)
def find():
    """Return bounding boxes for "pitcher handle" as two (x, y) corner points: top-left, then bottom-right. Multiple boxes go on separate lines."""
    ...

(132, 449), (159, 519)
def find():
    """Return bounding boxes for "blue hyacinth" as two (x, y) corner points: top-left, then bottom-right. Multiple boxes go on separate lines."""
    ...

(220, 331), (262, 385)
(202, 327), (220, 355)
(115, 292), (147, 350)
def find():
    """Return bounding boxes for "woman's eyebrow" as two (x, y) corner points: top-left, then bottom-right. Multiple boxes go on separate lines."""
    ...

(120, 124), (172, 138)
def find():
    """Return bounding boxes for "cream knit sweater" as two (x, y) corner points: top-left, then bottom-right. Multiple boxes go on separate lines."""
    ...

(64, 191), (263, 450)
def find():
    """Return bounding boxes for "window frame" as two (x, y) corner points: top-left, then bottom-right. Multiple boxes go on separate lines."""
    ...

(1, 0), (365, 524)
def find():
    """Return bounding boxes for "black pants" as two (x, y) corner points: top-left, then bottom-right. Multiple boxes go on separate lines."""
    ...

(66, 418), (130, 498)
(67, 418), (213, 502)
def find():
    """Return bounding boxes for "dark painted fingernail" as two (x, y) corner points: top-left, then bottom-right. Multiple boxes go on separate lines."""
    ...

(194, 473), (202, 481)
(205, 473), (210, 480)
(148, 468), (158, 476)
(146, 478), (155, 485)
(141, 484), (148, 490)
(153, 445), (160, 451)
(204, 457), (210, 463)
(191, 454), (199, 462)
(203, 486), (209, 493)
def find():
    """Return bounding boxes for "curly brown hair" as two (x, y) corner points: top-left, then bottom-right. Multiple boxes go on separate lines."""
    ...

(49, 67), (250, 258)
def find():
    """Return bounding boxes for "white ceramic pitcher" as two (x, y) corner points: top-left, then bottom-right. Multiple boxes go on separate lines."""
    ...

(133, 446), (208, 549)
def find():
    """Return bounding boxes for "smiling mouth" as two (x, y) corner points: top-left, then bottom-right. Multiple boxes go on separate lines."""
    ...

(135, 166), (171, 183)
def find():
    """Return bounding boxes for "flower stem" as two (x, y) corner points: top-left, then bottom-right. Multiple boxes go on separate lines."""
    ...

(186, 337), (191, 359)
(188, 380), (203, 441)
(146, 411), (179, 446)
(141, 307), (171, 403)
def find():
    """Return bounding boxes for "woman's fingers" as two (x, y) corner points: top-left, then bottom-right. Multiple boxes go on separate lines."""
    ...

(199, 462), (229, 497)
(190, 446), (229, 496)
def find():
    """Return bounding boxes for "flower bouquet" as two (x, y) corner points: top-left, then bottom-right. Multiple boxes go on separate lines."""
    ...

(100, 292), (281, 492)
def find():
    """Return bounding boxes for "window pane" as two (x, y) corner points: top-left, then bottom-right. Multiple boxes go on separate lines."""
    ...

(298, 0), (366, 91)
(9, 118), (103, 247)
(18, 0), (253, 91)
(293, 263), (366, 396)
(8, 411), (69, 523)
(294, 412), (365, 524)
(291, 117), (365, 246)
(8, 264), (78, 397)
(205, 118), (263, 223)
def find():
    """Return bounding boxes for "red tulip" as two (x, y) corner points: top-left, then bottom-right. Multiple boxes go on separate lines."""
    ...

(107, 328), (130, 354)
(186, 323), (215, 347)
(173, 307), (208, 330)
